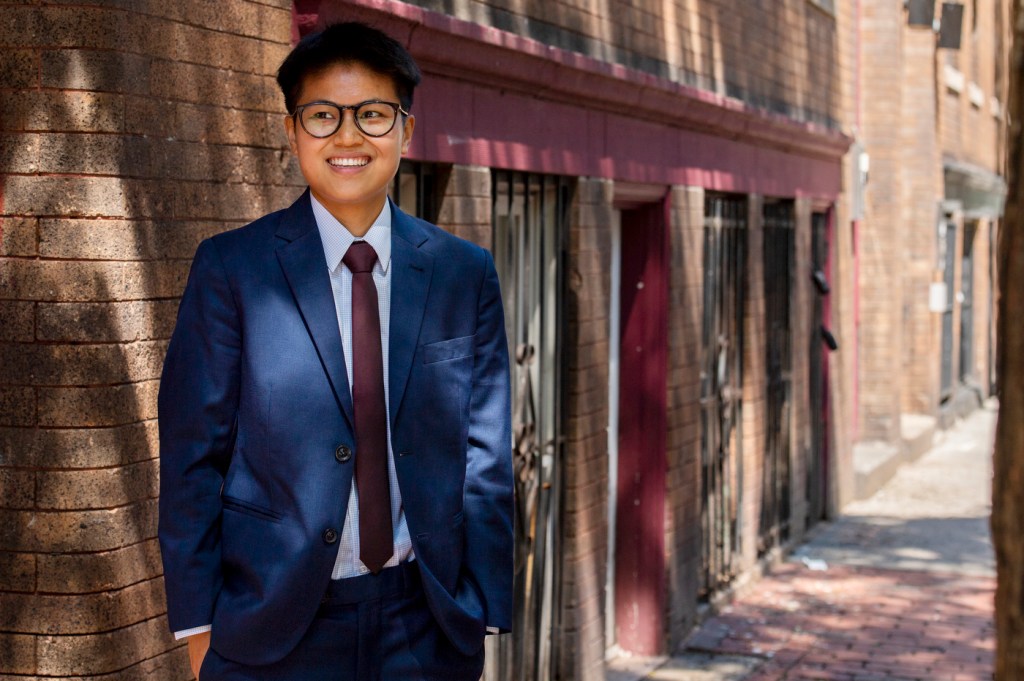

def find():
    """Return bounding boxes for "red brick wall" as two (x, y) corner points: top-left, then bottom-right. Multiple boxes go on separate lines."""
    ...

(940, 0), (1006, 173)
(825, 0), (858, 509)
(740, 195), (766, 568)
(437, 165), (492, 246)
(664, 186), (704, 647)
(970, 219), (995, 395)
(560, 176), (612, 681)
(936, 0), (1007, 410)
(789, 198), (813, 540)
(899, 24), (942, 416)
(0, 2), (300, 677)
(400, 0), (842, 131)
(858, 0), (905, 441)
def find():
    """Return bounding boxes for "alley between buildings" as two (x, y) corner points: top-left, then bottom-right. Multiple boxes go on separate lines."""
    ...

(610, 404), (998, 681)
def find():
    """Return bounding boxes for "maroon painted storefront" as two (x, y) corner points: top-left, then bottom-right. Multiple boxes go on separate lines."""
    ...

(294, 0), (848, 667)
(295, 0), (847, 198)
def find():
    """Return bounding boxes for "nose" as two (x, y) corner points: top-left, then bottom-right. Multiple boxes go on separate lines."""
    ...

(333, 110), (362, 145)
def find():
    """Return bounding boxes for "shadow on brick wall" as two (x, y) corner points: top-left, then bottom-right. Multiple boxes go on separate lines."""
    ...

(0, 9), (303, 676)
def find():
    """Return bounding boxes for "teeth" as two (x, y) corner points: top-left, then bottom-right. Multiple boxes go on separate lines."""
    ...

(328, 158), (369, 167)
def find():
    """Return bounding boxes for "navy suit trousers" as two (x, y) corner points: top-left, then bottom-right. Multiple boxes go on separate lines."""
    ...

(198, 562), (485, 681)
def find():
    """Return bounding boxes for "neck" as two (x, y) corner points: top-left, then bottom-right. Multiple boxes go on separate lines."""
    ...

(314, 192), (386, 237)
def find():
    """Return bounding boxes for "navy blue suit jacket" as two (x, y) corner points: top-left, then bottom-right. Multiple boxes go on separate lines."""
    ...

(158, 190), (513, 665)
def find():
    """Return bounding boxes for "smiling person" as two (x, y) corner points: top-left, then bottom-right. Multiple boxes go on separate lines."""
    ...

(157, 22), (514, 681)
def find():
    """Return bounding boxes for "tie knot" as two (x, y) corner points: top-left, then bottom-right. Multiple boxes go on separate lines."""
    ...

(343, 241), (378, 274)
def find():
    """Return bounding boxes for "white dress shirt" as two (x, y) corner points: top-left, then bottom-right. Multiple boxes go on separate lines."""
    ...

(311, 194), (413, 580)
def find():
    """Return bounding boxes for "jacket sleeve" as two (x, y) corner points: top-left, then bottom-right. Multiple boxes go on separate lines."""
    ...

(463, 249), (514, 632)
(158, 237), (240, 633)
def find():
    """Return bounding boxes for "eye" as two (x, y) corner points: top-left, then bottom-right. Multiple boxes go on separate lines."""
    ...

(309, 109), (337, 120)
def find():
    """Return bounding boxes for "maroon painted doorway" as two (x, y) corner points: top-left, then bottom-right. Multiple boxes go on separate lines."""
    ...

(614, 199), (669, 655)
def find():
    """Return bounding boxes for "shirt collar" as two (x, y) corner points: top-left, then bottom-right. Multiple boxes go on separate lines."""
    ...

(310, 193), (392, 274)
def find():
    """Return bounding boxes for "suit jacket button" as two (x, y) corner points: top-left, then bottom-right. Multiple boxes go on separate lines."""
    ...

(335, 445), (352, 463)
(323, 528), (339, 544)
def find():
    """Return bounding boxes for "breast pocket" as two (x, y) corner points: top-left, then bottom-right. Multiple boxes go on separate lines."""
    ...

(421, 335), (475, 364)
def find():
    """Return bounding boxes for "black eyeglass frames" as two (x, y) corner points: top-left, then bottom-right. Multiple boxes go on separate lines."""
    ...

(292, 100), (409, 138)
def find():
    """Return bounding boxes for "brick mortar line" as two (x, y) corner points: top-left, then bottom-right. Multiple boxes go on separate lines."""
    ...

(14, 89), (286, 115)
(0, 297), (181, 305)
(0, 339), (169, 347)
(0, 50), (282, 82)
(2, 377), (158, 388)
(4, 573), (166, 599)
(0, 130), (291, 147)
(0, 457), (158, 474)
(2, 77), (283, 94)
(0, 496), (159, 514)
(21, 649), (189, 680)
(15, 2), (293, 47)
(0, 171), (292, 182)
(2, 215), (259, 224)
(0, 420), (159, 430)
(0, 537), (159, 558)
(0, 609), (170, 638)
(0, 134), (291, 155)
(0, 255), (211, 263)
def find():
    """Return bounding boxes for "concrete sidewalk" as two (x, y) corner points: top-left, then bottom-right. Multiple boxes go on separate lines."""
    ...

(609, 403), (997, 681)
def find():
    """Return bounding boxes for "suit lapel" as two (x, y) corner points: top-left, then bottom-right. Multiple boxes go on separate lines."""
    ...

(389, 203), (434, 428)
(275, 190), (355, 428)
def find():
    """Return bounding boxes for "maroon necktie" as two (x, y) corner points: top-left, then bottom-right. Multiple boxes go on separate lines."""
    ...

(343, 242), (392, 573)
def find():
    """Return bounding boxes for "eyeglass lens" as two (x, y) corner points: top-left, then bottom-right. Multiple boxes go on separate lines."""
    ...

(299, 102), (399, 138)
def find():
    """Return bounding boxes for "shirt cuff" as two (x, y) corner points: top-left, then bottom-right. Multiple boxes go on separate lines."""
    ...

(486, 626), (500, 634)
(174, 624), (212, 640)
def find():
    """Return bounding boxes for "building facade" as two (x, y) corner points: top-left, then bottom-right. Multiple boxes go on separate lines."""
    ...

(853, 0), (1007, 499)
(0, 0), (1005, 679)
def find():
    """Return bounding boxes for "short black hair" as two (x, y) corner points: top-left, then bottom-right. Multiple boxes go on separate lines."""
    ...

(276, 22), (422, 114)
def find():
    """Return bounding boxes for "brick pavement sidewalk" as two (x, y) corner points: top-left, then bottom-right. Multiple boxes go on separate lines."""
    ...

(608, 407), (998, 681)
(679, 561), (994, 681)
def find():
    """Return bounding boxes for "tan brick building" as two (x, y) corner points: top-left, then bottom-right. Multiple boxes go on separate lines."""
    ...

(0, 1), (1005, 680)
(853, 0), (1007, 499)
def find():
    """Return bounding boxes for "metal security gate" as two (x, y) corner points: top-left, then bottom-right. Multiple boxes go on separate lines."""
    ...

(759, 200), (794, 555)
(959, 221), (977, 383)
(807, 211), (830, 525)
(940, 220), (957, 398)
(699, 194), (747, 598)
(488, 171), (570, 681)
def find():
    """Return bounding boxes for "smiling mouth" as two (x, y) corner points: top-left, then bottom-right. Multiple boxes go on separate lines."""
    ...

(328, 157), (370, 168)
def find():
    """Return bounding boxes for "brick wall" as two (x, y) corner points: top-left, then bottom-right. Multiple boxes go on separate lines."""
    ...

(789, 198), (813, 540)
(970, 219), (995, 394)
(825, 0), (857, 508)
(436, 164), (492, 246)
(939, 0), (1005, 174)
(559, 176), (612, 681)
(664, 185), (704, 647)
(936, 0), (1007, 410)
(857, 0), (905, 441)
(400, 0), (841, 131)
(740, 194), (766, 568)
(899, 23), (942, 415)
(0, 2), (300, 677)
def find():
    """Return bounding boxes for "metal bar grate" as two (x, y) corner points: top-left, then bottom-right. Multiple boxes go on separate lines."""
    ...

(759, 200), (795, 555)
(487, 170), (570, 681)
(699, 193), (747, 599)
(807, 211), (829, 525)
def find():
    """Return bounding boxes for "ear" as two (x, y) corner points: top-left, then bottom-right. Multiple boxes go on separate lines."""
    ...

(400, 115), (415, 155)
(284, 115), (299, 156)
